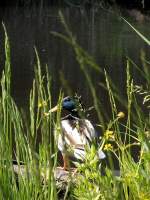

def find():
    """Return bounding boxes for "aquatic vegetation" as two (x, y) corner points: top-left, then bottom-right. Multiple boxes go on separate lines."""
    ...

(54, 13), (150, 200)
(0, 15), (150, 200)
(0, 25), (58, 199)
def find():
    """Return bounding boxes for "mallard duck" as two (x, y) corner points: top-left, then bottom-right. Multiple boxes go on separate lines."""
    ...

(46, 96), (105, 170)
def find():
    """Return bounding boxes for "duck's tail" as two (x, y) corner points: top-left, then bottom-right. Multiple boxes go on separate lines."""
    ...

(73, 147), (106, 161)
(98, 149), (106, 159)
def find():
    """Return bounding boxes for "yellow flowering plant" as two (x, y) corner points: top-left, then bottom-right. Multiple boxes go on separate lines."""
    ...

(117, 111), (125, 119)
(104, 143), (113, 151)
(38, 100), (47, 108)
(104, 130), (115, 141)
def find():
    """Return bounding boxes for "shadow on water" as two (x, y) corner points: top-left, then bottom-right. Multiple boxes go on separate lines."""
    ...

(0, 6), (149, 168)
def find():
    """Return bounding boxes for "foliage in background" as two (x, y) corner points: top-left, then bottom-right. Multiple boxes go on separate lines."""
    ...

(55, 12), (150, 200)
(0, 13), (150, 200)
(1, 0), (149, 13)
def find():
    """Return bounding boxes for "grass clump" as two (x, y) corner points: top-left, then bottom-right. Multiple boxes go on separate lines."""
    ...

(54, 13), (150, 200)
(0, 25), (59, 199)
(0, 14), (150, 200)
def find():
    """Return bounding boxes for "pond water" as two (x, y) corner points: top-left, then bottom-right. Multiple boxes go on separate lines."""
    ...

(0, 6), (149, 122)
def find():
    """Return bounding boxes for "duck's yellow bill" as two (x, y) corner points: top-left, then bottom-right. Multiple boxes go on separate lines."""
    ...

(44, 106), (58, 116)
(49, 105), (58, 113)
(44, 105), (58, 116)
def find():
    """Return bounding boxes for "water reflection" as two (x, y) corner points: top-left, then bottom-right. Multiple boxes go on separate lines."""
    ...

(0, 6), (149, 120)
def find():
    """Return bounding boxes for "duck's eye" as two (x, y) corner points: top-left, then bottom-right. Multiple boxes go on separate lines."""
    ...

(66, 97), (71, 101)
(64, 97), (71, 102)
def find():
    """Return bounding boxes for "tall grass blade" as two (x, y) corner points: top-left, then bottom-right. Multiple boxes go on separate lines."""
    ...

(122, 18), (150, 46)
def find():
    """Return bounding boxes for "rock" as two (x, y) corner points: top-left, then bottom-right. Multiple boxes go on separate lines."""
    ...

(13, 164), (77, 186)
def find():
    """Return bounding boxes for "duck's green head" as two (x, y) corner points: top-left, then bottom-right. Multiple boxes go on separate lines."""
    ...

(46, 95), (85, 117)
(63, 95), (86, 118)
(62, 96), (76, 112)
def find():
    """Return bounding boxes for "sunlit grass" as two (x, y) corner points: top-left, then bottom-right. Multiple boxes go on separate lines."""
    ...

(54, 12), (150, 200)
(0, 25), (59, 199)
(0, 14), (150, 200)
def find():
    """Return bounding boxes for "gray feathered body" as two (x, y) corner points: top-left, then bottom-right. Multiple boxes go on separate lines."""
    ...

(57, 115), (105, 160)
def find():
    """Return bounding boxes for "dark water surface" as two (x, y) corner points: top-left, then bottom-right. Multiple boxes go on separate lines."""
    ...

(0, 6), (149, 121)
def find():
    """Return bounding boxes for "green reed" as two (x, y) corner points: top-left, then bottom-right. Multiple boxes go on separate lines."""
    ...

(0, 25), (60, 199)
(55, 13), (150, 199)
(0, 14), (150, 200)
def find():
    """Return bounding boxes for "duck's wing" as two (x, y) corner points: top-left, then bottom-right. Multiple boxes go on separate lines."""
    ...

(57, 118), (105, 160)
(81, 119), (96, 141)
(57, 119), (78, 153)
(83, 119), (106, 159)
(57, 119), (89, 154)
